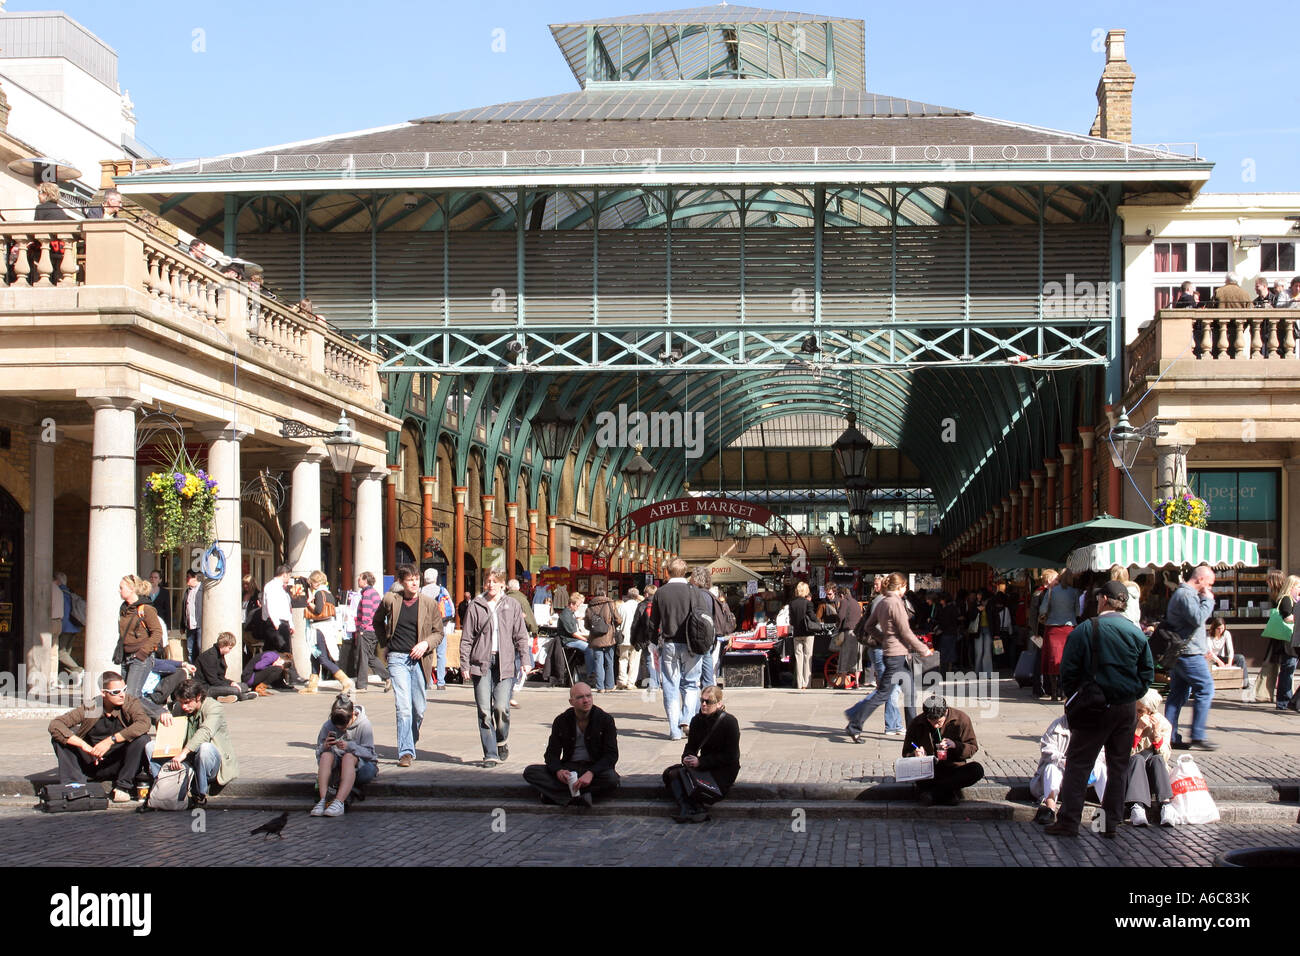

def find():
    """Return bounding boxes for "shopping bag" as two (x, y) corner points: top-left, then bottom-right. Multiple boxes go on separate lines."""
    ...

(1169, 754), (1219, 825)
(1261, 608), (1294, 642)
(992, 638), (1005, 656)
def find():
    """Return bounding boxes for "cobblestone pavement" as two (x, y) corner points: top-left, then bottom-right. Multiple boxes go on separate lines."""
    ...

(2, 806), (1297, 867)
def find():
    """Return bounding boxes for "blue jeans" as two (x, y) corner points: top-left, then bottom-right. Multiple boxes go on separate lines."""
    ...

(660, 641), (702, 738)
(865, 647), (903, 731)
(647, 643), (662, 691)
(974, 627), (993, 677)
(846, 654), (916, 734)
(700, 636), (725, 687)
(146, 739), (221, 796)
(562, 637), (594, 680)
(1164, 654), (1215, 743)
(386, 652), (426, 759)
(590, 645), (615, 691)
(1277, 655), (1297, 708)
(185, 627), (200, 663)
(436, 630), (447, 687)
(472, 657), (513, 759)
(124, 654), (155, 699)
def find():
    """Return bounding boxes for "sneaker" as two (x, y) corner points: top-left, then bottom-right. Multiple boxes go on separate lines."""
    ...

(1033, 805), (1056, 826)
(510, 699), (520, 708)
(216, 695), (238, 704)
(884, 729), (903, 736)
(481, 757), (501, 768)
(1160, 804), (1178, 827)
(1129, 805), (1150, 827)
(110, 788), (133, 804)
(310, 798), (328, 816)
(498, 744), (509, 762)
(238, 691), (258, 701)
(1188, 740), (1219, 751)
(397, 754), (412, 768)
(323, 799), (345, 817)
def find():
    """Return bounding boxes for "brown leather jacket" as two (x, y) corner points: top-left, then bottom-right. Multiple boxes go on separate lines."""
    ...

(118, 600), (164, 661)
(49, 694), (151, 744)
(584, 595), (623, 649)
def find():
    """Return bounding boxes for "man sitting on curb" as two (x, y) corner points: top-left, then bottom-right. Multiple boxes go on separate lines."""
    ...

(48, 671), (151, 803)
(195, 631), (257, 702)
(523, 682), (620, 806)
(145, 678), (239, 807)
(902, 694), (985, 806)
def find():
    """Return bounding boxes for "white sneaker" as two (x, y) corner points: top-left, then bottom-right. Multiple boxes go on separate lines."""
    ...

(1160, 804), (1179, 827)
(323, 799), (345, 817)
(310, 798), (328, 816)
(1129, 804), (1150, 827)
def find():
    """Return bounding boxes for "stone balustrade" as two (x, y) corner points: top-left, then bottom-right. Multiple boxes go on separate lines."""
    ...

(0, 219), (380, 400)
(1128, 309), (1298, 391)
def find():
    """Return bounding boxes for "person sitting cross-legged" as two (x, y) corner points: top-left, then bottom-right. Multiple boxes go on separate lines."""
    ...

(523, 682), (619, 807)
(48, 671), (151, 803)
(195, 631), (257, 702)
(145, 678), (239, 807)
(902, 695), (985, 806)
(312, 695), (378, 818)
(662, 684), (740, 823)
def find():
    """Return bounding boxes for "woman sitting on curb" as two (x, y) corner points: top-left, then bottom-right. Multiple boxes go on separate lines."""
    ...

(312, 696), (377, 818)
(1124, 688), (1176, 827)
(663, 685), (740, 824)
(1030, 712), (1107, 826)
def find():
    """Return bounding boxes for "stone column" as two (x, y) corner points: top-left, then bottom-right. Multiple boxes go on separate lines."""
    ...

(505, 502), (518, 581)
(1009, 491), (1022, 540)
(481, 496), (495, 549)
(340, 474), (354, 590)
(1079, 429), (1096, 521)
(1020, 480), (1032, 539)
(453, 486), (468, 621)
(385, 465), (400, 573)
(527, 509), (538, 563)
(420, 476), (437, 564)
(354, 469), (386, 585)
(1044, 459), (1060, 532)
(83, 396), (139, 703)
(29, 439), (56, 691)
(1059, 445), (1077, 528)
(547, 515), (558, 567)
(1154, 442), (1189, 501)
(287, 448), (326, 577)
(1030, 471), (1045, 536)
(201, 424), (250, 678)
(1123, 457), (1154, 528)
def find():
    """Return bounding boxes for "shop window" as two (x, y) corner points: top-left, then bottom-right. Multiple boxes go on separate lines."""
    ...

(1189, 469), (1280, 614)
(1261, 241), (1296, 275)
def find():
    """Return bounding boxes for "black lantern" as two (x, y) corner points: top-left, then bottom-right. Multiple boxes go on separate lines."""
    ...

(832, 410), (873, 479)
(845, 476), (873, 515)
(855, 514), (875, 550)
(733, 523), (752, 553)
(621, 444), (656, 501)
(677, 482), (697, 528)
(768, 544), (781, 565)
(532, 383), (579, 463)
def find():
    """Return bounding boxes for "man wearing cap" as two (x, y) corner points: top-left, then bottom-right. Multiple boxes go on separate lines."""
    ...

(902, 695), (984, 806)
(1046, 580), (1153, 838)
(421, 568), (455, 690)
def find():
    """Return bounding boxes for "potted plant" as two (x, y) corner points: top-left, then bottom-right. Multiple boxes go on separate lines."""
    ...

(141, 440), (219, 552)
(1151, 490), (1208, 530)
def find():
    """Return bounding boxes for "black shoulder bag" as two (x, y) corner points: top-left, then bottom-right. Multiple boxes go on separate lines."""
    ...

(680, 714), (726, 802)
(1064, 619), (1108, 726)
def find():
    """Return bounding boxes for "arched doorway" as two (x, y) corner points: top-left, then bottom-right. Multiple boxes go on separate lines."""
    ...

(395, 542), (416, 569)
(461, 551), (478, 600)
(241, 518), (274, 588)
(0, 485), (23, 676)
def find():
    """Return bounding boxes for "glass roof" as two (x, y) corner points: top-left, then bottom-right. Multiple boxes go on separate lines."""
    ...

(730, 412), (893, 449)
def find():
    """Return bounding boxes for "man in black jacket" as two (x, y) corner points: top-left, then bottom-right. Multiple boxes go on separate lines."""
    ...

(522, 682), (619, 806)
(195, 632), (256, 702)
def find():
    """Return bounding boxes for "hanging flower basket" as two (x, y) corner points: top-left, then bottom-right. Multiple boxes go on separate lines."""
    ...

(141, 441), (218, 552)
(1152, 491), (1208, 530)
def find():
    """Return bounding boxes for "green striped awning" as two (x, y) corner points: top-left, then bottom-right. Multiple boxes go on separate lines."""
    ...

(1066, 525), (1260, 573)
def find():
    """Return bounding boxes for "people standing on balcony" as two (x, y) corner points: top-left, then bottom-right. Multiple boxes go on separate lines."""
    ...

(375, 564), (443, 767)
(1163, 564), (1218, 750)
(260, 564), (294, 653)
(116, 575), (166, 700)
(1253, 276), (1272, 307)
(1288, 277), (1300, 306)
(1212, 272), (1252, 308)
(83, 188), (123, 220)
(650, 558), (705, 740)
(1172, 281), (1198, 309)
(33, 181), (71, 221)
(187, 238), (216, 268)
(352, 571), (391, 694)
(460, 569), (530, 767)
(843, 573), (934, 743)
(1041, 570), (1080, 702)
(1270, 280), (1292, 309)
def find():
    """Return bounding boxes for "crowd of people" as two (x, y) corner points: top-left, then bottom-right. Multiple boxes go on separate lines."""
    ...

(1172, 271), (1300, 311)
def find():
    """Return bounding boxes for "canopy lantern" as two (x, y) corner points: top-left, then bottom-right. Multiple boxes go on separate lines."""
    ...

(832, 410), (873, 479)
(620, 443), (656, 500)
(532, 383), (579, 463)
(323, 411), (361, 474)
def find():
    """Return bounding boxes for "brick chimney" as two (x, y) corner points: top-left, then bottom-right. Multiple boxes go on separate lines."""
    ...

(1089, 29), (1135, 143)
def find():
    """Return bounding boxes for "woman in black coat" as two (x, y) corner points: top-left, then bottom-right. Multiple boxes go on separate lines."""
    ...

(662, 685), (741, 823)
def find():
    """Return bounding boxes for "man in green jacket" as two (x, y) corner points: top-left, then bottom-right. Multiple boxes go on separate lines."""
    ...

(1046, 581), (1153, 839)
(145, 678), (239, 807)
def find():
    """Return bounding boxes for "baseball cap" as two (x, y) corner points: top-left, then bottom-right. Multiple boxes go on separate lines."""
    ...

(1101, 580), (1128, 601)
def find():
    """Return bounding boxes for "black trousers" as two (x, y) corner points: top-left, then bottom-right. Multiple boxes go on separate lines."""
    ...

(1124, 748), (1173, 807)
(250, 665), (285, 688)
(52, 736), (149, 791)
(523, 761), (620, 805)
(1058, 700), (1137, 832)
(264, 622), (291, 653)
(354, 630), (390, 685)
(915, 761), (985, 801)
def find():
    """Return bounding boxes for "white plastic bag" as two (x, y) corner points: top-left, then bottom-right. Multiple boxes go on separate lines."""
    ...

(1169, 754), (1219, 825)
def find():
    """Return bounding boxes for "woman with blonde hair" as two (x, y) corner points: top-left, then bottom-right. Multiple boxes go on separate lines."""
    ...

(1257, 572), (1299, 708)
(788, 580), (816, 690)
(1109, 565), (1142, 626)
(116, 574), (165, 698)
(843, 572), (934, 742)
(1124, 689), (1176, 827)
(301, 570), (354, 696)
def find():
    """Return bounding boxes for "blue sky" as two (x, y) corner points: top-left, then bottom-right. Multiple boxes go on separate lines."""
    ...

(43, 0), (1300, 192)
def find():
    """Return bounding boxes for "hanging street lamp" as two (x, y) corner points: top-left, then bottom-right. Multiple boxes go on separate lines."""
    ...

(621, 444), (656, 501)
(832, 410), (873, 480)
(845, 475), (873, 516)
(733, 522), (752, 553)
(855, 514), (875, 550)
(532, 383), (579, 464)
(276, 410), (362, 474)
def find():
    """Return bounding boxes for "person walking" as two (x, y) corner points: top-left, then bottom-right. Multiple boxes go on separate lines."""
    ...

(373, 564), (443, 767)
(505, 578), (538, 706)
(302, 571), (353, 696)
(649, 558), (703, 740)
(1041, 570), (1080, 702)
(1046, 580), (1153, 838)
(1163, 564), (1218, 750)
(352, 572), (391, 694)
(116, 575), (165, 700)
(843, 573), (934, 742)
(460, 570), (531, 766)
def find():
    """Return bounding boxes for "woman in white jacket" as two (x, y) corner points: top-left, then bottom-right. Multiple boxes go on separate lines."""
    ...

(1030, 714), (1108, 826)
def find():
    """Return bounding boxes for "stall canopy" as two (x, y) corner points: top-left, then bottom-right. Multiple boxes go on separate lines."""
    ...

(962, 541), (1051, 570)
(1019, 516), (1153, 565)
(1066, 524), (1261, 573)
(709, 558), (765, 583)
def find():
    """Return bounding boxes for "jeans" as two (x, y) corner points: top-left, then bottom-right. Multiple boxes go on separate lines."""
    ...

(938, 632), (959, 674)
(1164, 654), (1215, 743)
(974, 627), (993, 677)
(185, 627), (200, 663)
(124, 654), (155, 699)
(866, 647), (903, 731)
(846, 654), (916, 733)
(314, 633), (341, 677)
(562, 637), (594, 680)
(146, 739), (222, 796)
(472, 656), (513, 759)
(436, 625), (449, 687)
(660, 641), (702, 738)
(1277, 655), (1297, 708)
(700, 636), (724, 688)
(647, 643), (662, 691)
(386, 652), (426, 758)
(590, 645), (615, 691)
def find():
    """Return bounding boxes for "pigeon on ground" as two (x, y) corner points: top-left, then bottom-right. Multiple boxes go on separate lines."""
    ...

(249, 811), (289, 839)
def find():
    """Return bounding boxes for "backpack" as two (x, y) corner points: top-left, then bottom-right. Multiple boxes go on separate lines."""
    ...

(711, 594), (737, 636)
(436, 587), (455, 620)
(630, 600), (653, 650)
(1149, 620), (1191, 671)
(685, 589), (716, 655)
(146, 764), (194, 811)
(586, 605), (610, 636)
(69, 591), (87, 629)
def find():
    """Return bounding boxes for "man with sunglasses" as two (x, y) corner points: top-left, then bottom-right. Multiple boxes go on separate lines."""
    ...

(48, 672), (151, 803)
